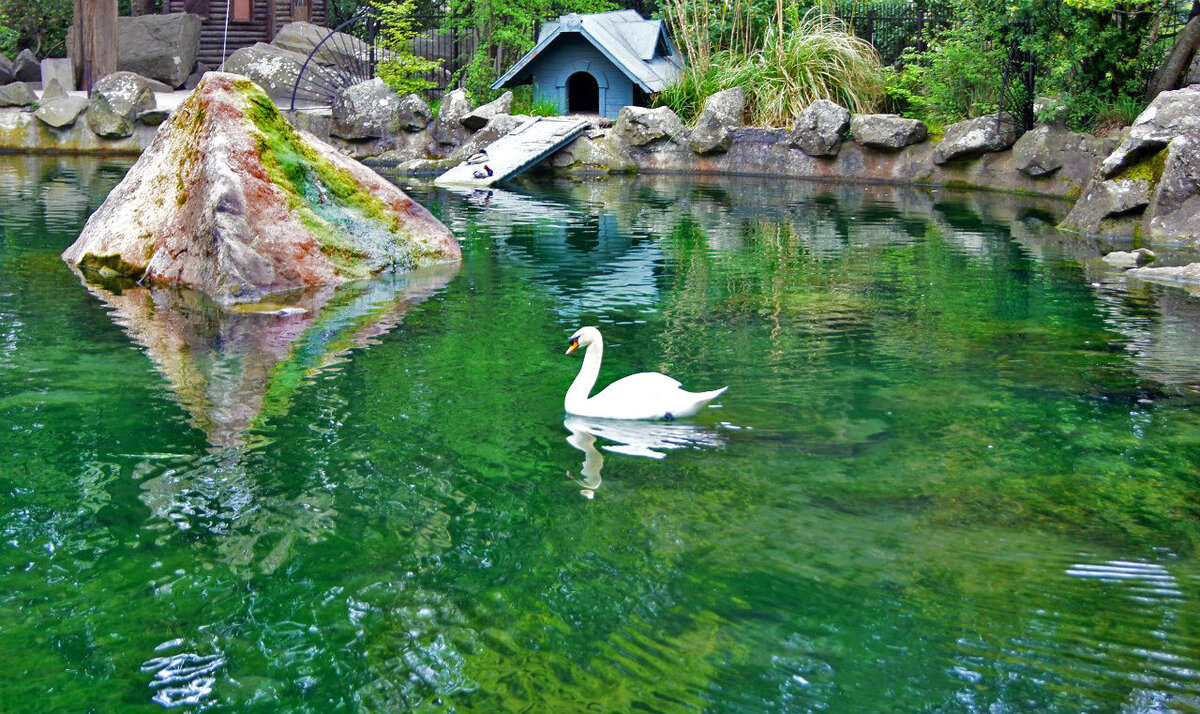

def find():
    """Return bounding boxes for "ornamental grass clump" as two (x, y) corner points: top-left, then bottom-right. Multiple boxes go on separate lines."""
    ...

(658, 3), (884, 125)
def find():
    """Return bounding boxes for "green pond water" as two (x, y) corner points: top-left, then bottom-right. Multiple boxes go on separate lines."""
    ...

(3, 156), (1200, 713)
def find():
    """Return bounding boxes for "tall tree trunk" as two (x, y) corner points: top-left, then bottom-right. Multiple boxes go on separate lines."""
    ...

(131, 0), (156, 15)
(71, 0), (119, 91)
(1146, 14), (1200, 100)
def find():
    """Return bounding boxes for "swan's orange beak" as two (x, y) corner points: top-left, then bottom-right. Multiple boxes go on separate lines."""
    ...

(565, 339), (579, 355)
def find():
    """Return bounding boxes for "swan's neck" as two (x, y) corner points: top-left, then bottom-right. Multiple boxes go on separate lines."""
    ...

(566, 336), (603, 411)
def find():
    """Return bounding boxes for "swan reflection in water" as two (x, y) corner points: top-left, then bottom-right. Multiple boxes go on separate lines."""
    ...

(563, 416), (726, 498)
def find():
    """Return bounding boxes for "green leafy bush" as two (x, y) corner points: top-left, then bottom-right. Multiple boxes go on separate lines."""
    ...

(886, 22), (1008, 123)
(0, 0), (71, 56)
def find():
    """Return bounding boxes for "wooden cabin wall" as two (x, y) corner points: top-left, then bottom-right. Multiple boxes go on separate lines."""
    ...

(164, 0), (327, 68)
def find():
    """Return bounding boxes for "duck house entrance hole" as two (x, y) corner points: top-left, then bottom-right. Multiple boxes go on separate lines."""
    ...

(566, 72), (599, 114)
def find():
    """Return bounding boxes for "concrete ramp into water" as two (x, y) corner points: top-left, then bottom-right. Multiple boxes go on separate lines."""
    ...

(434, 117), (591, 188)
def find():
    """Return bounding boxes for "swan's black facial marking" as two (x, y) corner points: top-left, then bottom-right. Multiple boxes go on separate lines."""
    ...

(664, 413), (675, 421)
(565, 336), (580, 355)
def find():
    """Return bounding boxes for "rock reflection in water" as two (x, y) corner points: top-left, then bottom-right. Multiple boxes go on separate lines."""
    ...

(564, 416), (725, 497)
(78, 265), (457, 448)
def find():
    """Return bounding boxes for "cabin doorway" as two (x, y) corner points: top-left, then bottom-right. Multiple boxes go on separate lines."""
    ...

(566, 71), (599, 114)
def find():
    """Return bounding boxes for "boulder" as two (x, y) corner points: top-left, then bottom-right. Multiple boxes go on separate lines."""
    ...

(433, 88), (471, 145)
(688, 87), (745, 155)
(0, 82), (37, 107)
(34, 79), (88, 129)
(1101, 248), (1156, 269)
(40, 78), (68, 103)
(272, 21), (369, 68)
(118, 12), (201, 88)
(184, 62), (210, 90)
(331, 77), (402, 140)
(12, 49), (39, 83)
(1060, 178), (1152, 234)
(396, 92), (432, 131)
(0, 55), (12, 85)
(136, 108), (172, 126)
(1098, 87), (1200, 178)
(61, 72), (460, 303)
(933, 112), (1018, 164)
(86, 71), (156, 139)
(612, 105), (683, 146)
(787, 99), (849, 157)
(1143, 132), (1200, 243)
(39, 59), (74, 92)
(221, 42), (308, 102)
(461, 91), (512, 130)
(850, 113), (928, 150)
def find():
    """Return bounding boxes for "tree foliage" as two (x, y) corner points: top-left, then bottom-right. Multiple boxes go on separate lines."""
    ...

(372, 0), (443, 95)
(0, 0), (72, 57)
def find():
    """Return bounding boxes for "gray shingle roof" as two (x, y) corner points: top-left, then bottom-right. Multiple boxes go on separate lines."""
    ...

(492, 10), (683, 93)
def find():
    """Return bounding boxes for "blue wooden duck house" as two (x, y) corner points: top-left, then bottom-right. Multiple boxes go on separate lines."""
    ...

(491, 10), (683, 119)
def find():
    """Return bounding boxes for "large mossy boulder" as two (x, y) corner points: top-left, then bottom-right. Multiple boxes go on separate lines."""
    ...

(118, 12), (201, 88)
(62, 72), (460, 303)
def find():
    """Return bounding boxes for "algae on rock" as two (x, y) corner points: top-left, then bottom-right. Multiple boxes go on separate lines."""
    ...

(62, 72), (460, 304)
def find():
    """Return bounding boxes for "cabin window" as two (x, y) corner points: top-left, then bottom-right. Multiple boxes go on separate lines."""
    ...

(232, 0), (253, 22)
(566, 71), (599, 114)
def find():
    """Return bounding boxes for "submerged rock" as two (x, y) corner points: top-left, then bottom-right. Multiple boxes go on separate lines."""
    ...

(1101, 248), (1156, 269)
(1128, 262), (1200, 288)
(62, 72), (460, 303)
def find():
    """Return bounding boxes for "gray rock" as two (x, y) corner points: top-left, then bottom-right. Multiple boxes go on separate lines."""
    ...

(118, 13), (201, 88)
(1012, 123), (1117, 180)
(12, 49), (39, 83)
(39, 78), (68, 103)
(272, 22), (370, 68)
(184, 63), (210, 90)
(87, 71), (156, 139)
(1102, 248), (1156, 268)
(612, 105), (683, 146)
(1144, 132), (1200, 243)
(933, 112), (1018, 164)
(1099, 87), (1200, 178)
(1060, 178), (1152, 234)
(0, 82), (37, 107)
(143, 77), (174, 93)
(39, 59), (74, 92)
(331, 78), (402, 140)
(433, 88), (471, 145)
(1185, 51), (1200, 86)
(452, 113), (531, 160)
(788, 99), (849, 157)
(136, 108), (172, 126)
(0, 55), (12, 85)
(221, 42), (308, 101)
(34, 93), (88, 128)
(688, 87), (745, 155)
(850, 113), (928, 150)
(1128, 262), (1200, 286)
(461, 91), (512, 130)
(396, 93), (432, 131)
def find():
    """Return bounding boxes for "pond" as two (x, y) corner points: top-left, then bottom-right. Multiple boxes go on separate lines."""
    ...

(2, 155), (1200, 712)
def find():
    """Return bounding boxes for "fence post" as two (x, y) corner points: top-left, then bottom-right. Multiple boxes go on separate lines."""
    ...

(866, 10), (876, 48)
(917, 8), (926, 53)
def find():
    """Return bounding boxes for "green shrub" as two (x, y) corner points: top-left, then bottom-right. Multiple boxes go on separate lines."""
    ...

(886, 22), (1009, 123)
(0, 0), (71, 56)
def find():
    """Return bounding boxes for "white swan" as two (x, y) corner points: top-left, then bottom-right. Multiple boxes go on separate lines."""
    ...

(564, 326), (726, 420)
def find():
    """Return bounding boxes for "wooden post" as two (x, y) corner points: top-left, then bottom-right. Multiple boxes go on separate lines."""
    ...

(71, 0), (119, 91)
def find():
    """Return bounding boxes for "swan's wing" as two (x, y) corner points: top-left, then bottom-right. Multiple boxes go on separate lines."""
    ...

(592, 372), (681, 402)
